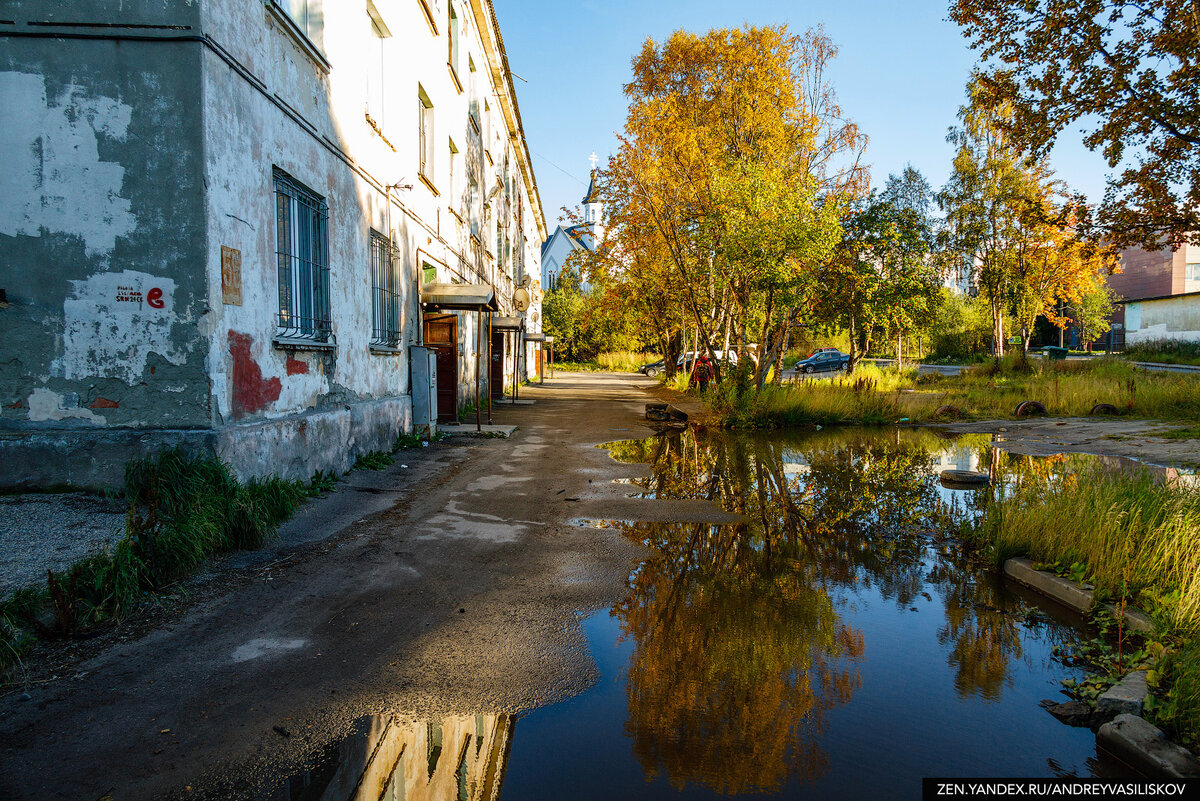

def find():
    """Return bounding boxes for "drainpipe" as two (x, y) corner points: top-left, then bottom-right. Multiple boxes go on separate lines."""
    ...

(487, 314), (494, 424)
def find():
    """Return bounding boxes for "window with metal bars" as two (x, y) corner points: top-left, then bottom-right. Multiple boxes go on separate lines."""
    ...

(274, 169), (332, 343)
(370, 229), (401, 347)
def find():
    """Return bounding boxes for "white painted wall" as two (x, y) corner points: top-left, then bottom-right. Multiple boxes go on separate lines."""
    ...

(198, 0), (545, 423)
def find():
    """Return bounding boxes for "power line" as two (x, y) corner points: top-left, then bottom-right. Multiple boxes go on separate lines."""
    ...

(529, 148), (588, 187)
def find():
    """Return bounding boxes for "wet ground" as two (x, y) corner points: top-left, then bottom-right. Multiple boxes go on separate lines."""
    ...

(246, 428), (1159, 801)
(4, 375), (1178, 800)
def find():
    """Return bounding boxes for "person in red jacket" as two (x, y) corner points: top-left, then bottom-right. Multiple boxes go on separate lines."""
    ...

(691, 354), (714, 395)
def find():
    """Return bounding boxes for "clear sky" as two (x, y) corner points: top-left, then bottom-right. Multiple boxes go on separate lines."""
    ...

(495, 0), (1112, 233)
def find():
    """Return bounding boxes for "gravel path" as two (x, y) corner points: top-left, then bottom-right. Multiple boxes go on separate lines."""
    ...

(0, 494), (127, 596)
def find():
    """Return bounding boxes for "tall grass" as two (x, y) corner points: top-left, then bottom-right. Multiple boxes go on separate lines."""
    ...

(597, 351), (659, 372)
(1125, 338), (1200, 367)
(1, 450), (309, 673)
(968, 463), (1200, 742)
(703, 357), (1200, 427)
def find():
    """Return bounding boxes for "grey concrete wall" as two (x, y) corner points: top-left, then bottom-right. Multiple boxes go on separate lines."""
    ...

(1, 2), (212, 432)
(216, 396), (412, 482)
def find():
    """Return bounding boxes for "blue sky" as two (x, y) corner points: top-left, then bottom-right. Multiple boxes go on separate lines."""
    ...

(496, 0), (1112, 231)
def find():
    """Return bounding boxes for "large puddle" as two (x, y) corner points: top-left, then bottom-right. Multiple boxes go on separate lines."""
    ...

(257, 428), (1153, 800)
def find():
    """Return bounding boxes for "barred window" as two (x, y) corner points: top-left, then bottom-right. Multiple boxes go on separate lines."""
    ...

(370, 229), (401, 347)
(274, 169), (332, 343)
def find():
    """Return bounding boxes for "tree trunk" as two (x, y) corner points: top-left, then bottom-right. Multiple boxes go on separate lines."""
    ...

(664, 329), (682, 379)
(991, 296), (1005, 361)
(773, 317), (793, 386)
(847, 315), (859, 374)
(896, 330), (903, 371)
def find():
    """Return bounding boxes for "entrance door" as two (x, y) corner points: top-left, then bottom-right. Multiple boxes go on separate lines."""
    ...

(424, 315), (458, 422)
(490, 331), (505, 400)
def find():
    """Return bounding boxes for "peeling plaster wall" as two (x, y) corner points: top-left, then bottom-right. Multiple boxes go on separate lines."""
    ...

(0, 0), (544, 486)
(0, 9), (211, 433)
(200, 0), (417, 433)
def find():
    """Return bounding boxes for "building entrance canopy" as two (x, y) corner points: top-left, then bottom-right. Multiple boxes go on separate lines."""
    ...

(421, 283), (499, 312)
(491, 316), (524, 331)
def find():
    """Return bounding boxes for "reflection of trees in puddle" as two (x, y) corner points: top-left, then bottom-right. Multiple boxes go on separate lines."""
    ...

(268, 713), (511, 801)
(616, 520), (862, 793)
(606, 428), (1077, 792)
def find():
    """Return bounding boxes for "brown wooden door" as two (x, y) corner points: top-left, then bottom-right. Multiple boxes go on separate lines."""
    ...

(490, 331), (505, 400)
(424, 315), (458, 422)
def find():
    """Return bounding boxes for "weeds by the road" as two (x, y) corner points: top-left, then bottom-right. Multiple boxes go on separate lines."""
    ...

(964, 461), (1200, 746)
(0, 450), (310, 673)
(353, 450), (394, 471)
(706, 357), (1200, 428)
(552, 351), (659, 372)
(1125, 338), (1200, 367)
(0, 430), (446, 679)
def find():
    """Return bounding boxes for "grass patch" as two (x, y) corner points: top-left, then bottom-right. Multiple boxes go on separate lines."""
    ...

(705, 356), (1200, 428)
(964, 461), (1200, 746)
(352, 450), (394, 471)
(552, 351), (660, 373)
(1156, 425), (1200, 441)
(597, 350), (659, 372)
(0, 450), (313, 677)
(1125, 338), (1200, 367)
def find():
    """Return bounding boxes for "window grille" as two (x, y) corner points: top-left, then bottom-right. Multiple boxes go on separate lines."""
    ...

(370, 229), (401, 347)
(274, 169), (332, 343)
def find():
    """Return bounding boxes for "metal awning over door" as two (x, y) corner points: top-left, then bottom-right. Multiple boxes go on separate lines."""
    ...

(421, 283), (499, 311)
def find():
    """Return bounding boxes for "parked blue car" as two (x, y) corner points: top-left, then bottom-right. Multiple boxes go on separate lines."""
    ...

(794, 349), (850, 373)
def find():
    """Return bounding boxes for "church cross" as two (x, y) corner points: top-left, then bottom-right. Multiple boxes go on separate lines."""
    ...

(588, 152), (599, 170)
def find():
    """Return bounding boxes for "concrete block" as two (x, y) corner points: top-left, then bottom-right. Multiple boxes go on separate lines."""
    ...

(1003, 559), (1157, 634)
(1098, 671), (1149, 718)
(1103, 604), (1156, 634)
(1098, 714), (1200, 778)
(1003, 558), (1095, 613)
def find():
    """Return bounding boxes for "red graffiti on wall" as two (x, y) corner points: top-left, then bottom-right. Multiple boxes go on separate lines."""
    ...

(228, 331), (281, 419)
(285, 355), (309, 375)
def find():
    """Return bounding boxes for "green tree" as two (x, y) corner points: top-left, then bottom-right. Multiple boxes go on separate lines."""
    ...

(542, 268), (586, 358)
(1072, 281), (1118, 348)
(818, 195), (939, 372)
(949, 1), (1200, 248)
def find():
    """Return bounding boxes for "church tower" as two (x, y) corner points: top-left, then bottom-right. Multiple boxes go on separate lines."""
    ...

(579, 152), (604, 247)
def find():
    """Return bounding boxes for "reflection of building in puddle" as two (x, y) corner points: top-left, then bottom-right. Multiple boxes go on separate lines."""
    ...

(271, 713), (512, 801)
(931, 445), (980, 474)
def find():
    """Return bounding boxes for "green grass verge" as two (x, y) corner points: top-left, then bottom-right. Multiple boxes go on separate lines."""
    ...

(1124, 338), (1200, 367)
(0, 450), (343, 678)
(964, 462), (1200, 747)
(706, 356), (1200, 428)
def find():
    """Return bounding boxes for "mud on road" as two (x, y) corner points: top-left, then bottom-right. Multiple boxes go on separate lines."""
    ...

(0, 372), (725, 801)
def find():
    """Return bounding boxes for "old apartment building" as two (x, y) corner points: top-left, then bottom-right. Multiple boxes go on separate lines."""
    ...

(0, 0), (546, 488)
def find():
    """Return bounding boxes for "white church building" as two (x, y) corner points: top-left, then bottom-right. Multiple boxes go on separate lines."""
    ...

(540, 160), (604, 291)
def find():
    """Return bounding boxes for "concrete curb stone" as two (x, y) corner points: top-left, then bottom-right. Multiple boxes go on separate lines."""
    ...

(1002, 558), (1154, 633)
(1097, 714), (1200, 778)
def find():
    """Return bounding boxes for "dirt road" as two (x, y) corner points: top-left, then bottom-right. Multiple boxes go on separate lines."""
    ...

(0, 372), (728, 801)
